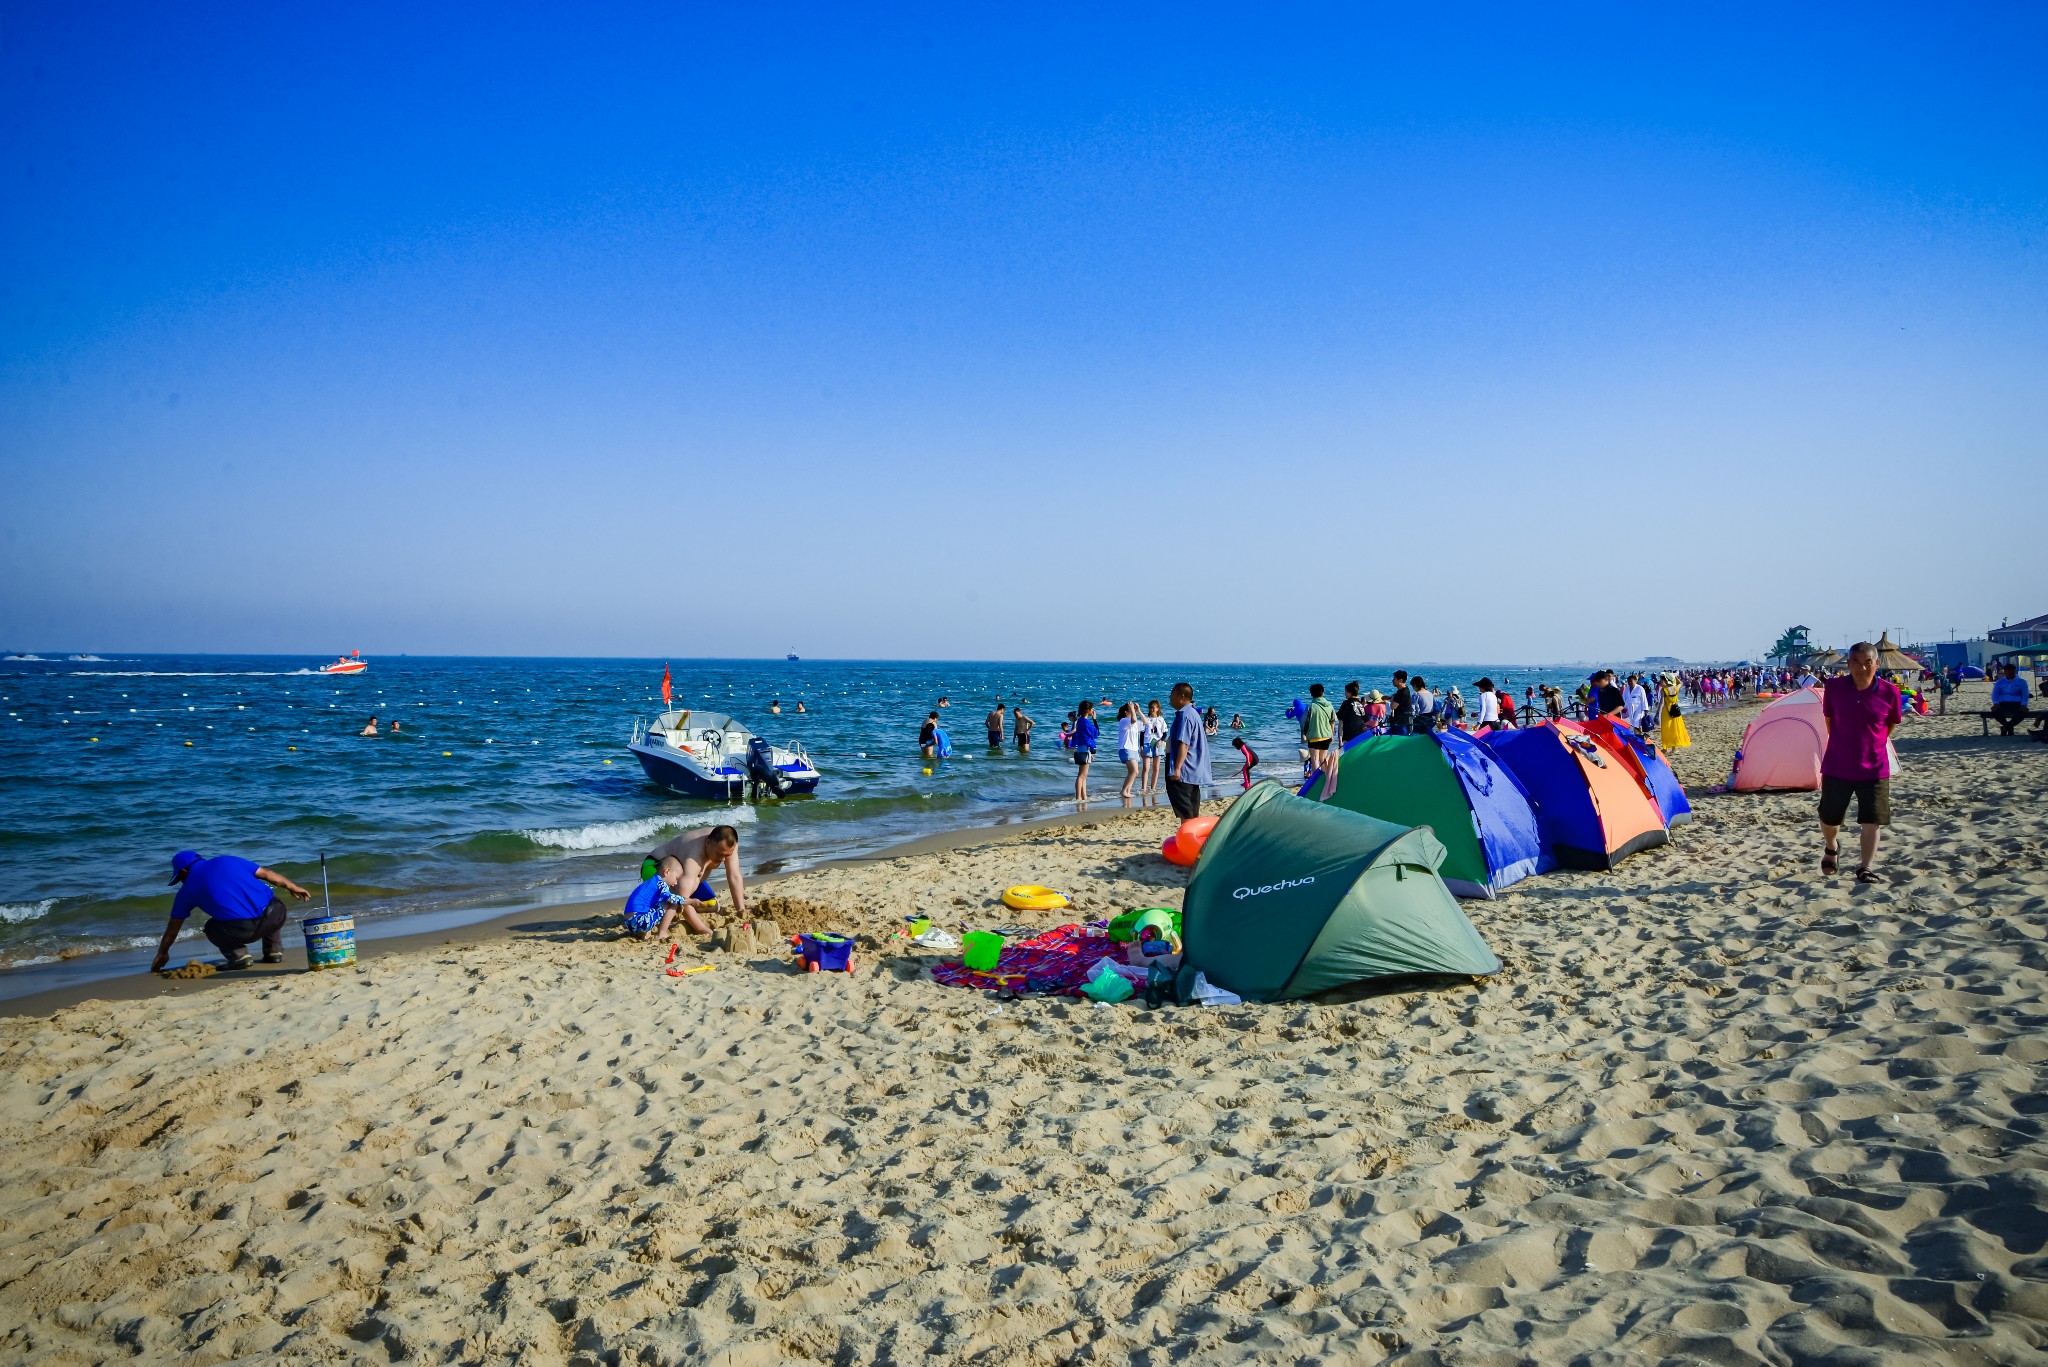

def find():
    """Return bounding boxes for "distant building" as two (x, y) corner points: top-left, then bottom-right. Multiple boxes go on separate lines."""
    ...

(1989, 614), (2048, 649)
(1919, 639), (1998, 669)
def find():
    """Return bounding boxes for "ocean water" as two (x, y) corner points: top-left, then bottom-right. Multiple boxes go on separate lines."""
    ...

(0, 654), (1598, 981)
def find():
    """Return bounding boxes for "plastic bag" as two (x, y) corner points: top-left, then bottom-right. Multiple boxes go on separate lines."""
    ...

(1100, 959), (1149, 987)
(1079, 960), (1134, 1003)
(1187, 971), (1241, 1006)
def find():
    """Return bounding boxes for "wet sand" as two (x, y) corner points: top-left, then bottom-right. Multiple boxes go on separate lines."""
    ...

(4, 684), (2045, 1364)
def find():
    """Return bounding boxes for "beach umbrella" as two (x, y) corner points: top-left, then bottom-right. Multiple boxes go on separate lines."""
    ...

(1805, 648), (1840, 672)
(1872, 633), (1920, 673)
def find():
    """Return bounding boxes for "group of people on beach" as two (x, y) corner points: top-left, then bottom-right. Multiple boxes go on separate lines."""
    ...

(921, 689), (1215, 809)
(1286, 671), (1686, 745)
(157, 648), (1929, 969)
(1057, 686), (1213, 812)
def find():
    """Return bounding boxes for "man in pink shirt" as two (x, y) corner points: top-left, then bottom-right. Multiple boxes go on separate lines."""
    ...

(1819, 641), (1903, 883)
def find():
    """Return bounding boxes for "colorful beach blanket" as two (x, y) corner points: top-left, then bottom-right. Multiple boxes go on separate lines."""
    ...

(931, 923), (1119, 996)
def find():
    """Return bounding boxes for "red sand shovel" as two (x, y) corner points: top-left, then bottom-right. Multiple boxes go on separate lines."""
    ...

(662, 943), (714, 978)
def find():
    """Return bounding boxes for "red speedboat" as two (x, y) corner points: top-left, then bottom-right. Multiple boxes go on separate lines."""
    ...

(319, 651), (367, 675)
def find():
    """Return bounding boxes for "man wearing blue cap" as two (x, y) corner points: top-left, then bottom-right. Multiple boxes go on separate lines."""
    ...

(150, 850), (311, 973)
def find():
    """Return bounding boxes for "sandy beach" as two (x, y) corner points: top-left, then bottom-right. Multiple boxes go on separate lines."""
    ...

(4, 688), (2046, 1365)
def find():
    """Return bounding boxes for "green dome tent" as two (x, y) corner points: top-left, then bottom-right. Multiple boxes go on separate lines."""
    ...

(1177, 782), (1502, 1003)
(1301, 729), (1552, 899)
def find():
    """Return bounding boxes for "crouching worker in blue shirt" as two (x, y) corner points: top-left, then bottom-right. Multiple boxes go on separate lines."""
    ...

(151, 850), (312, 972)
(623, 856), (715, 941)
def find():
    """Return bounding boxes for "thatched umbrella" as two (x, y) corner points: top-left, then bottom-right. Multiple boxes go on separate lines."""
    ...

(1805, 647), (1840, 673)
(1872, 633), (1921, 674)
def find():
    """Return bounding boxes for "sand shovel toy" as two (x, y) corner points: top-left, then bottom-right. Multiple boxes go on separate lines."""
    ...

(662, 944), (716, 978)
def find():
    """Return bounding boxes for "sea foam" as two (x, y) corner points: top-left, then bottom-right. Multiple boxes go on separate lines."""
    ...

(0, 899), (59, 924)
(521, 808), (756, 852)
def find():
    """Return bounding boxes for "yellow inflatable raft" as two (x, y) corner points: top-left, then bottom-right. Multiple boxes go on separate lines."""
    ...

(1001, 885), (1069, 912)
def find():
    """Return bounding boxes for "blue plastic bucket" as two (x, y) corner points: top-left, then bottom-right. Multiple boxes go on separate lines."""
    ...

(304, 916), (357, 970)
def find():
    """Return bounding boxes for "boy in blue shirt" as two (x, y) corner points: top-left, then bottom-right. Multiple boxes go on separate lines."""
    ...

(623, 857), (714, 941)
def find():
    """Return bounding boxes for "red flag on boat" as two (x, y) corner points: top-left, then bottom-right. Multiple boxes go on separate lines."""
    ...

(660, 664), (672, 707)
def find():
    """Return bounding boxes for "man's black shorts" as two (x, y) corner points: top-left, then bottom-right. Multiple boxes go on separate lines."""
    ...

(202, 897), (289, 958)
(1165, 778), (1202, 820)
(1819, 775), (1891, 827)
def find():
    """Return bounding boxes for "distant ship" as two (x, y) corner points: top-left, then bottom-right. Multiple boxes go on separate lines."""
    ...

(786, 651), (799, 661)
(319, 651), (367, 675)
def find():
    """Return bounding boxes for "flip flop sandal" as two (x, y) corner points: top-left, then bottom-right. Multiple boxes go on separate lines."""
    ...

(1821, 851), (1838, 874)
(1855, 866), (1876, 884)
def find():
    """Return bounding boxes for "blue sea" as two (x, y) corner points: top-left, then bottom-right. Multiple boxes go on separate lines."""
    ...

(0, 654), (1601, 989)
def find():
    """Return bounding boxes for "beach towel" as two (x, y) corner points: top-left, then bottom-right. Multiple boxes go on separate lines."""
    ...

(931, 923), (1119, 995)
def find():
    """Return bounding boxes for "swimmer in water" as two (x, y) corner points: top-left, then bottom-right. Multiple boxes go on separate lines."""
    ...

(795, 701), (806, 713)
(769, 699), (782, 714)
(359, 716), (380, 736)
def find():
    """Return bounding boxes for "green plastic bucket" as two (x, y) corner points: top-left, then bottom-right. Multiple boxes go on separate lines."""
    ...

(1107, 907), (1182, 942)
(304, 916), (357, 970)
(961, 931), (1005, 972)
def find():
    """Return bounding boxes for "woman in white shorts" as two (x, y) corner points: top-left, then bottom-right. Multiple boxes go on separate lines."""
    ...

(1116, 702), (1147, 800)
(1140, 699), (1169, 795)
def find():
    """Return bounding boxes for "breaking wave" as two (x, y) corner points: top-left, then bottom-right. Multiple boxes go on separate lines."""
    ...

(519, 808), (757, 852)
(0, 899), (57, 924)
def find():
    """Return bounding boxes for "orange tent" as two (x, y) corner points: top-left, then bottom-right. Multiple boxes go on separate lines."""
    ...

(1481, 722), (1669, 870)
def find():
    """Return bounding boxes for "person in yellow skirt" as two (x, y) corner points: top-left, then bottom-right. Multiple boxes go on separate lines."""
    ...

(1658, 673), (1691, 750)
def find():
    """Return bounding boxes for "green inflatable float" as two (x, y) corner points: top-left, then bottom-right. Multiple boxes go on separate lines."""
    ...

(1176, 781), (1501, 1002)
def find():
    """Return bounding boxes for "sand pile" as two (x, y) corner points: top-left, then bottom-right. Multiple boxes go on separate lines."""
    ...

(3, 689), (2045, 1364)
(722, 893), (844, 938)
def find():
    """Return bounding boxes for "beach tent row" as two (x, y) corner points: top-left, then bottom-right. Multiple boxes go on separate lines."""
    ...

(1172, 718), (1695, 1003)
(1299, 718), (1691, 896)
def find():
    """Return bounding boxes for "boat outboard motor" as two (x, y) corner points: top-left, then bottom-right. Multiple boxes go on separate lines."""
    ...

(746, 736), (789, 798)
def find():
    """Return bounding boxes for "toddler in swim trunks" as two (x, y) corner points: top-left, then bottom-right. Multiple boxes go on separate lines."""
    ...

(622, 857), (715, 941)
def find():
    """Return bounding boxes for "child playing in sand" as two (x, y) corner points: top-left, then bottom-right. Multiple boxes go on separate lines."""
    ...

(1231, 735), (1259, 790)
(622, 857), (713, 941)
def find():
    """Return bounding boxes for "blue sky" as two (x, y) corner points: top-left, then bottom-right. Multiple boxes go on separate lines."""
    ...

(2, 3), (2043, 662)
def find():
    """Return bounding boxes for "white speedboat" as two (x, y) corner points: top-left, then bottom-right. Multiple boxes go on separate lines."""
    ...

(628, 710), (819, 799)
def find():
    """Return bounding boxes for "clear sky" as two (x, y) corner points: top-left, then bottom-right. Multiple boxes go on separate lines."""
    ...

(2, 3), (2043, 662)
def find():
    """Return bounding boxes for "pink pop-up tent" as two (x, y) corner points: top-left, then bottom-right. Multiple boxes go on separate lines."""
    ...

(1728, 685), (1901, 791)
